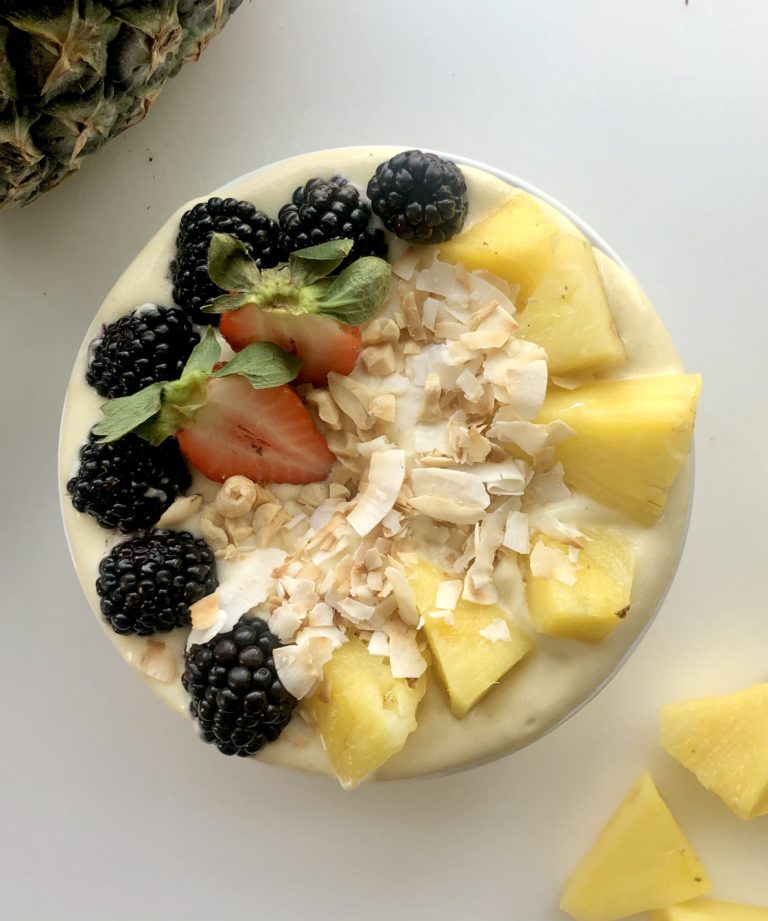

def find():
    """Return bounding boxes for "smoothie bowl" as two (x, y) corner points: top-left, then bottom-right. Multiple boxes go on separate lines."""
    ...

(59, 146), (701, 788)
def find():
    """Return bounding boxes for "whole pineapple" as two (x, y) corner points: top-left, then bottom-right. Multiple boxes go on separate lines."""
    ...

(0, 0), (243, 208)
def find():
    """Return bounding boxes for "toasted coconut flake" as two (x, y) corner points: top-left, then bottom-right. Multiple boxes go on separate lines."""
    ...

(460, 327), (511, 351)
(452, 527), (477, 573)
(364, 547), (383, 570)
(384, 565), (419, 626)
(463, 500), (510, 604)
(409, 495), (487, 525)
(527, 463), (571, 504)
(327, 373), (371, 428)
(273, 644), (320, 700)
(305, 388), (343, 430)
(456, 368), (484, 403)
(429, 608), (455, 626)
(387, 622), (428, 679)
(347, 449), (406, 537)
(391, 246), (421, 281)
(413, 421), (450, 456)
(139, 640), (179, 683)
(402, 291), (427, 341)
(381, 510), (404, 537)
(410, 467), (489, 507)
(368, 630), (390, 657)
(435, 579), (463, 611)
(357, 435), (395, 456)
(421, 296), (440, 332)
(157, 494), (203, 528)
(529, 541), (577, 586)
(416, 260), (469, 297)
(467, 269), (518, 311)
(479, 619), (512, 643)
(336, 597), (376, 624)
(529, 510), (585, 546)
(501, 360), (549, 420)
(503, 510), (530, 554)
(420, 372), (442, 422)
(269, 602), (305, 643)
(309, 602), (335, 626)
(452, 460), (527, 496)
(190, 592), (220, 631)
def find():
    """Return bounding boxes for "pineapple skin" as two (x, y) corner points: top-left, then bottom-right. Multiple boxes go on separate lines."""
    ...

(651, 899), (768, 921)
(306, 637), (427, 790)
(560, 772), (712, 921)
(409, 559), (533, 718)
(660, 683), (768, 820)
(538, 373), (702, 526)
(0, 1), (243, 208)
(525, 527), (636, 644)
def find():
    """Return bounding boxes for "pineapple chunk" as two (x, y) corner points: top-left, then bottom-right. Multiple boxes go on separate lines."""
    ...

(652, 899), (768, 921)
(560, 772), (712, 921)
(525, 527), (635, 644)
(518, 234), (626, 374)
(537, 374), (701, 525)
(409, 559), (533, 717)
(660, 683), (768, 820)
(439, 193), (559, 304)
(307, 637), (426, 790)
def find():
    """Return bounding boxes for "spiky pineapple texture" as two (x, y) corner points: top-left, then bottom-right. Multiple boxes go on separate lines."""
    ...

(0, 0), (243, 209)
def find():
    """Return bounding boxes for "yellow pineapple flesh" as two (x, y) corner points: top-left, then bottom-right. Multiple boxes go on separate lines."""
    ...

(518, 233), (627, 374)
(408, 559), (533, 717)
(537, 374), (701, 525)
(439, 193), (559, 304)
(525, 527), (636, 644)
(660, 683), (768, 820)
(306, 637), (426, 789)
(560, 772), (712, 921)
(652, 899), (768, 921)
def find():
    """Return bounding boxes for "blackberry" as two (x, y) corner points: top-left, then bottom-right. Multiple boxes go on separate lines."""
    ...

(277, 176), (387, 265)
(86, 305), (200, 398)
(367, 150), (468, 243)
(171, 197), (283, 324)
(68, 433), (191, 533)
(96, 529), (217, 636)
(183, 616), (297, 756)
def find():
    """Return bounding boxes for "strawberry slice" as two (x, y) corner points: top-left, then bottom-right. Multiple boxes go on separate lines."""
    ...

(220, 307), (362, 386)
(177, 375), (335, 484)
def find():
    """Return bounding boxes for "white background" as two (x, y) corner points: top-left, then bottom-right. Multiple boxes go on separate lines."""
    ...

(2, 1), (767, 918)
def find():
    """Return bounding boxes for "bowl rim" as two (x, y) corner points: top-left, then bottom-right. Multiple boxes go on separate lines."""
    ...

(58, 145), (694, 780)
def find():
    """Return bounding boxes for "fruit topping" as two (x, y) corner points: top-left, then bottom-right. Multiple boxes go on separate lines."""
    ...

(92, 328), (334, 484)
(525, 526), (636, 644)
(409, 558), (533, 717)
(67, 432), (191, 533)
(306, 635), (427, 789)
(183, 615), (297, 756)
(220, 309), (362, 386)
(367, 149), (468, 243)
(171, 197), (282, 324)
(204, 234), (391, 384)
(660, 682), (768, 820)
(560, 772), (712, 921)
(86, 304), (201, 398)
(536, 374), (702, 525)
(277, 176), (386, 263)
(96, 529), (217, 636)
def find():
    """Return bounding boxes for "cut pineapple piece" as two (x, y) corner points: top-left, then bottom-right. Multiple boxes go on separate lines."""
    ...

(525, 527), (635, 644)
(518, 234), (626, 374)
(408, 559), (533, 717)
(439, 193), (559, 304)
(307, 637), (426, 790)
(537, 374), (701, 526)
(660, 683), (768, 820)
(652, 899), (768, 921)
(560, 772), (712, 921)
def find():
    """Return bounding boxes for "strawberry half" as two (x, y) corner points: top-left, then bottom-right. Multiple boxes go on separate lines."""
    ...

(177, 375), (335, 484)
(220, 307), (362, 386)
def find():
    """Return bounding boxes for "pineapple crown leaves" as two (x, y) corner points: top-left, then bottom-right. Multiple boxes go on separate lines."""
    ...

(92, 328), (301, 446)
(203, 233), (393, 327)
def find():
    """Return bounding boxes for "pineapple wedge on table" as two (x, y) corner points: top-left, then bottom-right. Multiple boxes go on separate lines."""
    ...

(306, 637), (426, 790)
(525, 528), (636, 644)
(560, 772), (712, 921)
(652, 900), (768, 921)
(408, 559), (533, 718)
(660, 683), (768, 820)
(537, 374), (702, 526)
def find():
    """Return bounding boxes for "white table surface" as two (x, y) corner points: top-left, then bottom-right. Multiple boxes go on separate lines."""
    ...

(2, 1), (767, 918)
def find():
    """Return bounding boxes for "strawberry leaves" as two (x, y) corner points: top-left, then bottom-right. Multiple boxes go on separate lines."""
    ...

(93, 329), (300, 446)
(203, 233), (392, 326)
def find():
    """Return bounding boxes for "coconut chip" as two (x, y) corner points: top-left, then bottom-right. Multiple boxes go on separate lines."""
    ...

(529, 541), (578, 586)
(347, 449), (406, 537)
(503, 509), (530, 554)
(368, 630), (390, 657)
(479, 619), (512, 643)
(190, 592), (220, 631)
(139, 640), (179, 683)
(435, 579), (463, 611)
(409, 467), (489, 524)
(156, 494), (203, 529)
(463, 500), (511, 604)
(387, 621), (428, 679)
